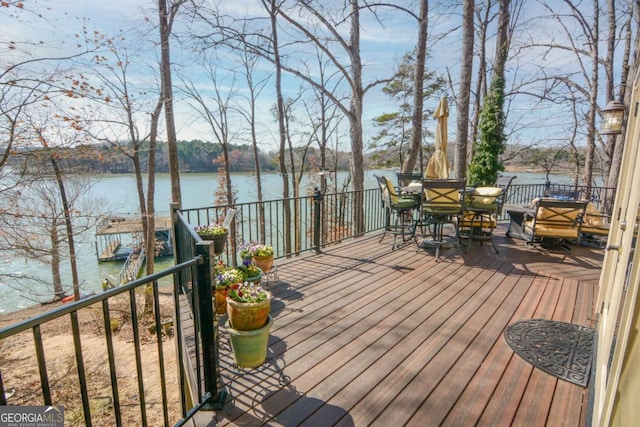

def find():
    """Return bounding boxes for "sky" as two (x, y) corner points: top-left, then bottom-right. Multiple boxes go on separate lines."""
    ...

(2, 0), (455, 149)
(1, 0), (616, 155)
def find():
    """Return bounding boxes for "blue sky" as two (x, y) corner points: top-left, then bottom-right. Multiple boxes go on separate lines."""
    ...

(2, 0), (615, 154)
(3, 0), (454, 148)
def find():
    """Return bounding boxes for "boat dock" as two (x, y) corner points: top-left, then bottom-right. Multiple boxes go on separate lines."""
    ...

(95, 216), (173, 262)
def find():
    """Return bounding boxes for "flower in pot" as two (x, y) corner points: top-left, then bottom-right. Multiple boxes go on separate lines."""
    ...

(226, 281), (271, 331)
(237, 258), (263, 283)
(213, 262), (243, 315)
(239, 242), (275, 272)
(225, 281), (272, 367)
(194, 223), (228, 254)
(195, 223), (227, 238)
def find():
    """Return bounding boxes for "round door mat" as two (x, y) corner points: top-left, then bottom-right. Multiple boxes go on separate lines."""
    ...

(504, 319), (595, 387)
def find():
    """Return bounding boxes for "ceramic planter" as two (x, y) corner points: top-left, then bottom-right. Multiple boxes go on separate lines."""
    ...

(243, 267), (263, 284)
(226, 292), (271, 331)
(214, 287), (228, 315)
(252, 255), (274, 272)
(226, 315), (273, 368)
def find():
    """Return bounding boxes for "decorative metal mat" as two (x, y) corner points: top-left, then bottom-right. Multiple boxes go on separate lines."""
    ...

(504, 319), (595, 387)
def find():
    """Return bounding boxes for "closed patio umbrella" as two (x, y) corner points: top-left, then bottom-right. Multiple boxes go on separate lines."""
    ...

(426, 97), (450, 179)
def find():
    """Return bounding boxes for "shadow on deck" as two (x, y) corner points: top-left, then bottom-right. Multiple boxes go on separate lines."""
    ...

(192, 225), (603, 426)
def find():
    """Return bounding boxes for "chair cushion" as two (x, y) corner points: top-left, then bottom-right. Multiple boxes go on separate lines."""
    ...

(468, 187), (502, 209)
(459, 212), (497, 229)
(584, 203), (603, 227)
(581, 224), (610, 236)
(423, 204), (461, 214)
(393, 197), (418, 209)
(524, 220), (579, 238)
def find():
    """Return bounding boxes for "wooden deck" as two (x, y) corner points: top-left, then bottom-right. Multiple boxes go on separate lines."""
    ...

(195, 225), (603, 426)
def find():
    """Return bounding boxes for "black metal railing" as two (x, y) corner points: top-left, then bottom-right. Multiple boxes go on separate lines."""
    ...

(178, 188), (383, 266)
(0, 241), (224, 426)
(499, 182), (616, 220)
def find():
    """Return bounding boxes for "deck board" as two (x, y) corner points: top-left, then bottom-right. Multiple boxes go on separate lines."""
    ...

(190, 225), (603, 426)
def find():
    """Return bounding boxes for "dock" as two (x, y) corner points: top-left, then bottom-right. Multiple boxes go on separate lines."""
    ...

(95, 216), (173, 262)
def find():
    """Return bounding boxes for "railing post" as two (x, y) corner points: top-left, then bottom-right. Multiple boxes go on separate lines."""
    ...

(195, 242), (226, 410)
(313, 187), (323, 254)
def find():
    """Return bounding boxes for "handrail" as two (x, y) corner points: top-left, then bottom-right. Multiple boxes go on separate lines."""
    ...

(0, 258), (200, 338)
(499, 183), (616, 220)
(118, 247), (146, 284)
(178, 187), (384, 266)
(0, 251), (225, 425)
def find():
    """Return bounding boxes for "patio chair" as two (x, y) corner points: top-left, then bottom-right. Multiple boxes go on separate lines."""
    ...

(522, 198), (588, 252)
(545, 188), (579, 200)
(459, 186), (505, 253)
(496, 175), (517, 204)
(375, 175), (420, 249)
(418, 179), (466, 261)
(396, 172), (423, 188)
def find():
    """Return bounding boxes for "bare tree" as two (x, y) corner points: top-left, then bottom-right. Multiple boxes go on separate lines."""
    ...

(181, 62), (239, 208)
(469, 1), (494, 158)
(0, 174), (97, 301)
(454, 0), (475, 179)
(235, 46), (271, 240)
(606, 0), (636, 190)
(403, 0), (429, 174)
(158, 0), (184, 205)
(1, 108), (102, 302)
(82, 40), (165, 310)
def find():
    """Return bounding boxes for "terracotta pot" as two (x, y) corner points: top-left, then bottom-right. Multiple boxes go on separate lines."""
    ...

(214, 287), (228, 315)
(252, 255), (274, 272)
(226, 315), (272, 368)
(226, 292), (271, 331)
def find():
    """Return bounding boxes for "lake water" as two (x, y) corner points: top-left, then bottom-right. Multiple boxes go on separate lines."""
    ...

(0, 169), (577, 314)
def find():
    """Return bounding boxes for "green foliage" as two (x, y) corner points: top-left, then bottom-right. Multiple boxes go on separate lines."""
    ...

(469, 76), (506, 186)
(368, 50), (446, 167)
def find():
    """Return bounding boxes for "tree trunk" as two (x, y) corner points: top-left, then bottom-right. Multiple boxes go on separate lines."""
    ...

(49, 225), (65, 299)
(269, 0), (292, 255)
(348, 0), (365, 235)
(494, 0), (510, 79)
(404, 0), (428, 175)
(244, 59), (266, 240)
(584, 0), (600, 195)
(50, 156), (80, 301)
(454, 0), (474, 179)
(143, 97), (163, 313)
(602, 0), (617, 185)
(158, 0), (182, 206)
(607, 0), (637, 191)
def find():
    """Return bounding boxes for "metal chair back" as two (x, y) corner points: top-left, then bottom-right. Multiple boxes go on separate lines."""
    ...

(421, 179), (467, 215)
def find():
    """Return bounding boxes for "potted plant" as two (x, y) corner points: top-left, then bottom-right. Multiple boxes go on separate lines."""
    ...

(194, 223), (228, 254)
(237, 258), (263, 283)
(239, 242), (275, 272)
(225, 281), (272, 368)
(226, 281), (271, 330)
(213, 261), (243, 315)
